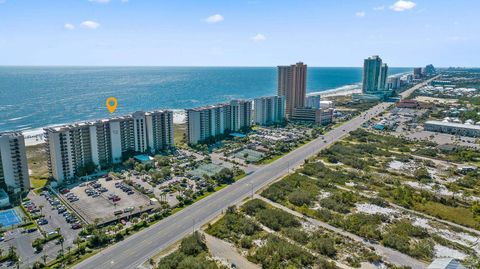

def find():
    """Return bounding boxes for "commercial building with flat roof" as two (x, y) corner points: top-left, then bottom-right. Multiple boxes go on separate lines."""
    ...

(291, 107), (334, 125)
(253, 96), (285, 126)
(45, 110), (173, 183)
(424, 120), (480, 137)
(0, 132), (30, 197)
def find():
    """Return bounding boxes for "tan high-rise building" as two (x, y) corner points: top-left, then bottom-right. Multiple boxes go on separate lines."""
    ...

(277, 62), (307, 117)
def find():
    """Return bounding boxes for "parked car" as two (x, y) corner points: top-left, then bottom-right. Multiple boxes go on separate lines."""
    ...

(37, 219), (48, 225)
(123, 207), (134, 213)
(71, 223), (82, 229)
(60, 188), (70, 194)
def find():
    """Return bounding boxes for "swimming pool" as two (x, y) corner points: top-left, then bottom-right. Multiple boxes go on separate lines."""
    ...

(0, 209), (22, 228)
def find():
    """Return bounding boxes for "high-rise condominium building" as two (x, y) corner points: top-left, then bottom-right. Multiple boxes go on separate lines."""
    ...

(187, 104), (228, 145)
(145, 111), (174, 153)
(0, 132), (30, 198)
(277, 62), (307, 117)
(413, 68), (423, 79)
(187, 100), (253, 144)
(362, 55), (389, 94)
(378, 63), (388, 90)
(306, 95), (321, 109)
(45, 110), (173, 183)
(387, 76), (402, 90)
(230, 100), (253, 132)
(253, 96), (286, 126)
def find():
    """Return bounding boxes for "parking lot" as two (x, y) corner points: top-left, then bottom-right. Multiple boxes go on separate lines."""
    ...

(63, 177), (156, 225)
(0, 192), (82, 268)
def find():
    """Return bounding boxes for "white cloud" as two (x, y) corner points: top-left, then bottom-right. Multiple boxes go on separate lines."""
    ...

(390, 0), (416, 11)
(251, 33), (266, 42)
(355, 11), (366, 18)
(80, 20), (100, 29)
(373, 5), (385, 11)
(88, 0), (111, 3)
(205, 14), (224, 24)
(64, 23), (75, 30)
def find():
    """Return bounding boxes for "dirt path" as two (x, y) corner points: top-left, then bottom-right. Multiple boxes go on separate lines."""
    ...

(203, 232), (260, 269)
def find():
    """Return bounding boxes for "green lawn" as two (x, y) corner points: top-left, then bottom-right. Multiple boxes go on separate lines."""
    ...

(30, 178), (48, 189)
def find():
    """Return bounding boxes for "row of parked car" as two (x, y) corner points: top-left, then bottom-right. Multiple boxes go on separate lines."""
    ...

(22, 200), (41, 216)
(41, 190), (83, 229)
(65, 192), (79, 202)
(83, 181), (109, 198)
(115, 182), (135, 195)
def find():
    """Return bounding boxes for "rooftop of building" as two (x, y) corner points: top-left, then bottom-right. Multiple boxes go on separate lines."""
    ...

(187, 103), (229, 112)
(425, 120), (480, 130)
(44, 109), (173, 132)
(0, 132), (24, 138)
(187, 99), (252, 112)
(427, 258), (466, 269)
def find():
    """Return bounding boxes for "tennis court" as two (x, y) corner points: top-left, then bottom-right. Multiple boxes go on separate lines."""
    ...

(189, 163), (225, 177)
(0, 208), (22, 228)
(233, 149), (265, 162)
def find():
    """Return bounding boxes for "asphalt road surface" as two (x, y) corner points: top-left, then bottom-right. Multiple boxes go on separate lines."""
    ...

(74, 78), (438, 269)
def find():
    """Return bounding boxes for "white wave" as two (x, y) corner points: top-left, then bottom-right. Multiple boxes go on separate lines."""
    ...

(7, 116), (29, 122)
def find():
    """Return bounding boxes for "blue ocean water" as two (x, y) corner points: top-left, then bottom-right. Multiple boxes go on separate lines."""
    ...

(0, 66), (411, 133)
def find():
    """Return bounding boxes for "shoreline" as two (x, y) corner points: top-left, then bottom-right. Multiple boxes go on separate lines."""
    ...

(20, 82), (369, 146)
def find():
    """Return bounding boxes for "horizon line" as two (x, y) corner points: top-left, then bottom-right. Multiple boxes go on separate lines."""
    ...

(0, 65), (423, 69)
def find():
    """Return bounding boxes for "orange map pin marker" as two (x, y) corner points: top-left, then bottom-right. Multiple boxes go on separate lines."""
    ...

(106, 97), (118, 113)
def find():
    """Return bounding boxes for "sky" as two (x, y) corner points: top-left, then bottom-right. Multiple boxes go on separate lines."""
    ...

(0, 0), (479, 67)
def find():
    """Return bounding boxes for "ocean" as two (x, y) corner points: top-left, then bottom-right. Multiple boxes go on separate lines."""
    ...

(0, 66), (411, 134)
